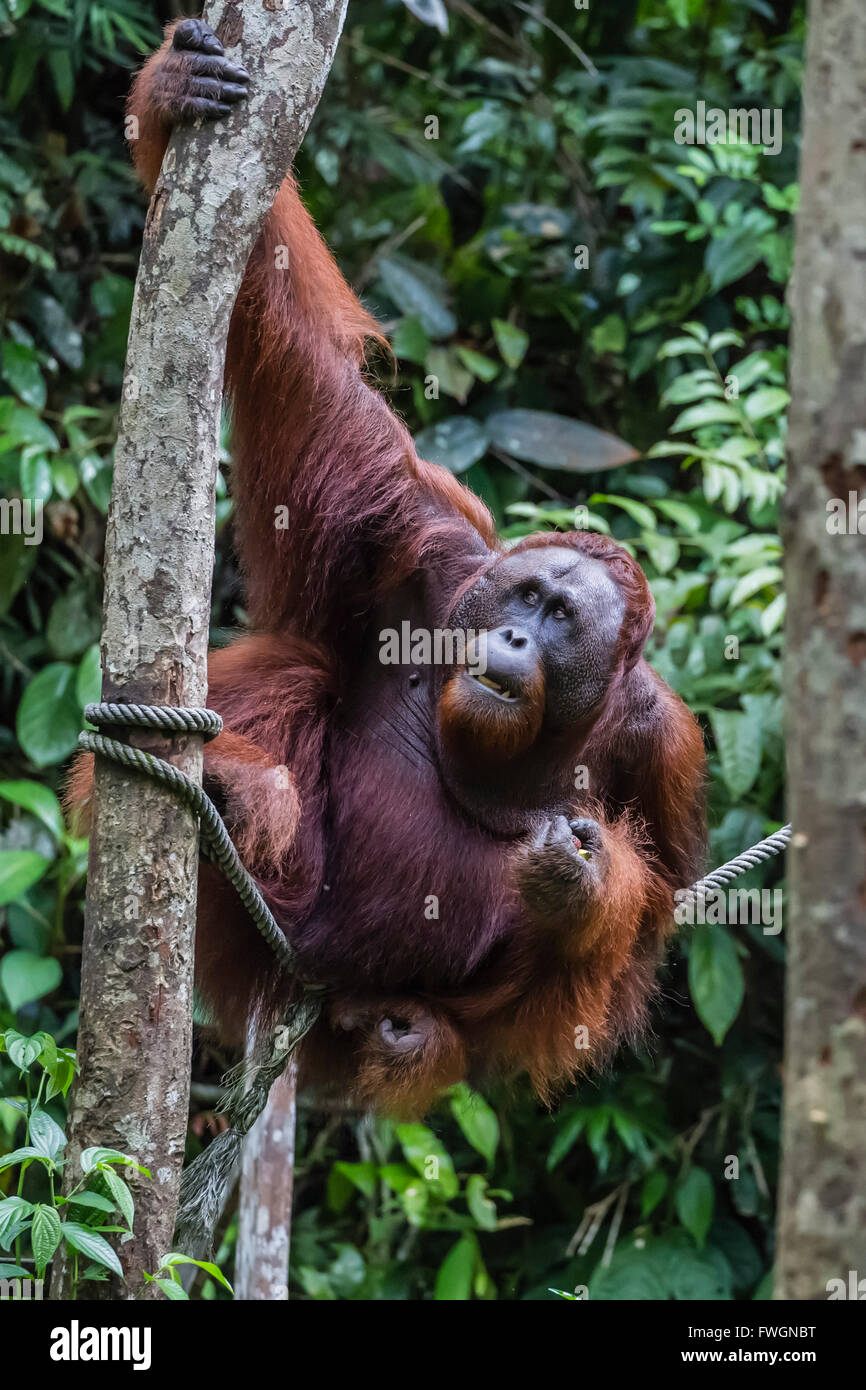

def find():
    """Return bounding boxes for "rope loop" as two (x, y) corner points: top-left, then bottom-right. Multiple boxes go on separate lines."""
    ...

(80, 703), (312, 981)
(85, 701), (223, 740)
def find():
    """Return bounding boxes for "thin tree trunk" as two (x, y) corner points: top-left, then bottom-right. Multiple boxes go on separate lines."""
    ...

(235, 1063), (298, 1300)
(52, 0), (348, 1300)
(776, 0), (866, 1300)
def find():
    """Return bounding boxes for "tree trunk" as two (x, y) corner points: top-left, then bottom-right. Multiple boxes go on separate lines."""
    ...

(235, 1063), (298, 1300)
(776, 0), (866, 1300)
(51, 0), (348, 1300)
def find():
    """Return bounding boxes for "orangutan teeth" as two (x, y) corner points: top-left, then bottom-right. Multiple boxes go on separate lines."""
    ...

(472, 673), (517, 701)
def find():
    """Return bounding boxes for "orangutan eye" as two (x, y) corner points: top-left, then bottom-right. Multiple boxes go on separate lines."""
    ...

(523, 587), (539, 606)
(551, 605), (567, 620)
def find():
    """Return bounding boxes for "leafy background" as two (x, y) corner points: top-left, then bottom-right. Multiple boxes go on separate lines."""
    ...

(0, 0), (798, 1299)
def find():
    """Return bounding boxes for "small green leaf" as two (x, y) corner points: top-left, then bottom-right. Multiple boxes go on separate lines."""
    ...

(0, 780), (64, 839)
(675, 1167), (714, 1248)
(158, 1252), (233, 1292)
(415, 417), (489, 474)
(31, 1203), (62, 1276)
(491, 318), (529, 369)
(488, 409), (639, 471)
(29, 1108), (67, 1161)
(709, 708), (762, 801)
(0, 1146), (44, 1173)
(395, 1123), (458, 1198)
(1, 949), (61, 1011)
(81, 1146), (150, 1177)
(0, 852), (51, 907)
(67, 1191), (116, 1214)
(434, 1233), (478, 1300)
(16, 663), (81, 766)
(449, 1084), (499, 1163)
(62, 1222), (123, 1277)
(101, 1168), (135, 1229)
(5, 1030), (43, 1070)
(1, 341), (46, 409)
(465, 1174), (497, 1230)
(641, 1170), (668, 1217)
(689, 925), (745, 1045)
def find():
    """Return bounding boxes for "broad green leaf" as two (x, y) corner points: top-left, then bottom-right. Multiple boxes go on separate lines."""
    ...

(491, 317), (529, 369)
(0, 1146), (44, 1172)
(16, 662), (81, 766)
(657, 337), (706, 359)
(705, 231), (763, 291)
(456, 346), (499, 382)
(67, 1191), (116, 1214)
(100, 1168), (135, 1229)
(76, 643), (102, 708)
(19, 449), (52, 502)
(449, 1084), (499, 1163)
(1, 949), (61, 1011)
(46, 586), (100, 660)
(0, 1196), (33, 1250)
(0, 780), (64, 839)
(5, 1030), (43, 1070)
(391, 316), (431, 365)
(591, 493), (657, 531)
(466, 1174), (497, 1230)
(0, 851), (50, 906)
(590, 1231), (730, 1300)
(378, 255), (456, 340)
(709, 708), (762, 800)
(547, 1110), (586, 1170)
(641, 1171), (668, 1217)
(158, 1252), (233, 1292)
(1, 341), (45, 409)
(81, 1146), (149, 1176)
(424, 346), (473, 402)
(415, 417), (489, 474)
(31, 1203), (62, 1275)
(62, 1222), (123, 1278)
(728, 566), (783, 607)
(670, 401), (741, 432)
(675, 1166), (714, 1248)
(744, 387), (790, 422)
(760, 592), (786, 636)
(29, 1107), (67, 1161)
(434, 1234), (477, 1300)
(395, 1123), (458, 1198)
(152, 1276), (188, 1299)
(689, 925), (745, 1045)
(488, 409), (639, 471)
(0, 403), (58, 453)
(330, 1161), (377, 1200)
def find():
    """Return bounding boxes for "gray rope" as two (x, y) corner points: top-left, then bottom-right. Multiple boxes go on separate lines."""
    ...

(686, 822), (792, 899)
(86, 701), (223, 739)
(80, 703), (304, 978)
(173, 994), (322, 1258)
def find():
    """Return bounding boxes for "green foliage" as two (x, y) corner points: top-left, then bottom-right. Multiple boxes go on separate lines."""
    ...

(0, 0), (799, 1299)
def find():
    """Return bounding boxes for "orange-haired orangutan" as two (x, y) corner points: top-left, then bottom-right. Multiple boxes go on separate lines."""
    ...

(70, 18), (706, 1118)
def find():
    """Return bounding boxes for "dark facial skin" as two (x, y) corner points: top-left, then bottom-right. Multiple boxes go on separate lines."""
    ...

(445, 546), (626, 739)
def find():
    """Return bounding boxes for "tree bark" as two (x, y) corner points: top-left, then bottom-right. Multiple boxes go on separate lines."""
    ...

(235, 1063), (298, 1300)
(776, 0), (866, 1300)
(52, 0), (348, 1300)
